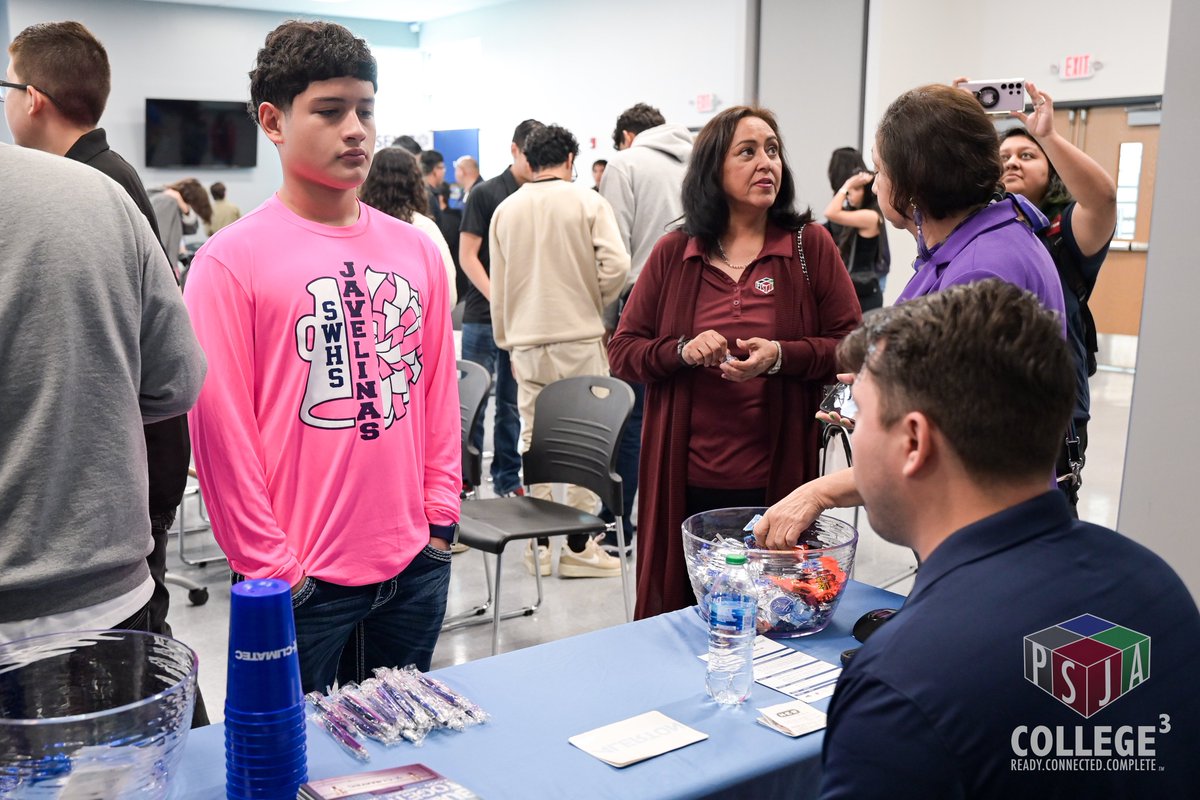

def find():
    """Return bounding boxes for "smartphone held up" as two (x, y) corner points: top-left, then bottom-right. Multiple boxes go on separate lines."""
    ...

(960, 78), (1026, 114)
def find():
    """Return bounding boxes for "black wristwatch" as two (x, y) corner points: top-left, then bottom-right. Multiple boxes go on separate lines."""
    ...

(430, 522), (459, 546)
(677, 335), (694, 366)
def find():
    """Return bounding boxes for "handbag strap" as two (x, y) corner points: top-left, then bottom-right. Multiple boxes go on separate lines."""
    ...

(794, 225), (811, 285)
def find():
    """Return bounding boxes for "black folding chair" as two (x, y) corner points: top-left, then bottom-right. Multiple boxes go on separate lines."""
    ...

(451, 375), (635, 654)
(456, 360), (492, 499)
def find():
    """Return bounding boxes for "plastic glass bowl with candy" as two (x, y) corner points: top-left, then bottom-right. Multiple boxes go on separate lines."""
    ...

(683, 507), (858, 638)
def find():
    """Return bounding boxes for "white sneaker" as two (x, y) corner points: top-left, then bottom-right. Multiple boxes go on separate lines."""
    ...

(558, 537), (622, 579)
(523, 542), (551, 576)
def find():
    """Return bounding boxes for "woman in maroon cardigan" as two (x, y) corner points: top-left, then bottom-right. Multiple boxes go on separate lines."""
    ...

(608, 106), (862, 620)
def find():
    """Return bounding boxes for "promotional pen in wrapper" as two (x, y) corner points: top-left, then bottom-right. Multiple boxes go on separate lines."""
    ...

(312, 706), (371, 762)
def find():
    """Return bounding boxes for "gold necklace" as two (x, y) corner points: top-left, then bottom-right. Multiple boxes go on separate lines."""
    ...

(716, 239), (750, 270)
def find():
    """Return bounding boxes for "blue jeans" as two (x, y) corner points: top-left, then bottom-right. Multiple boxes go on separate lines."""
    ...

(289, 544), (451, 693)
(461, 322), (523, 494)
(601, 379), (643, 539)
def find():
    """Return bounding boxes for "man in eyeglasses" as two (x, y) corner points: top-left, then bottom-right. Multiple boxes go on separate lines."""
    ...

(4, 20), (205, 724)
(4, 23), (159, 243)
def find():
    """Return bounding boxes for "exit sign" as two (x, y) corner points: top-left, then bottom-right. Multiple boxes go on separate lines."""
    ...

(1061, 54), (1094, 80)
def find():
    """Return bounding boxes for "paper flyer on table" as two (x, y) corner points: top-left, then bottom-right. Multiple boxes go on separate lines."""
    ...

(568, 710), (708, 768)
(697, 636), (842, 702)
(756, 699), (828, 737)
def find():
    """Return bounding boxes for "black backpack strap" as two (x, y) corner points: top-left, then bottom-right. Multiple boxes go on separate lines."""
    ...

(1045, 224), (1100, 376)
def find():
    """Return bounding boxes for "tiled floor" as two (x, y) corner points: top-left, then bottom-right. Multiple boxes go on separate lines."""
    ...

(166, 364), (1134, 723)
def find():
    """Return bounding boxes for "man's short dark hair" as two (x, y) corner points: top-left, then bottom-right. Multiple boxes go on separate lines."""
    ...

(393, 135), (422, 155)
(419, 150), (444, 176)
(512, 119), (544, 149)
(210, 182), (227, 201)
(838, 280), (1074, 483)
(522, 125), (579, 171)
(593, 159), (608, 169)
(248, 20), (377, 125)
(876, 84), (1002, 221)
(612, 103), (666, 149)
(8, 21), (110, 128)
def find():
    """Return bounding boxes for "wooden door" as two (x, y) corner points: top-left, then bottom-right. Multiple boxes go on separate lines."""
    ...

(1064, 105), (1160, 336)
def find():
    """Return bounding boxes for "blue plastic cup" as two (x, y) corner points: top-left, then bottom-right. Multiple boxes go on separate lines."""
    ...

(227, 774), (308, 800)
(227, 747), (308, 769)
(225, 714), (307, 758)
(225, 728), (307, 752)
(226, 732), (307, 799)
(226, 756), (308, 780)
(225, 718), (305, 736)
(227, 768), (309, 794)
(225, 579), (303, 714)
(224, 711), (306, 737)
(223, 699), (306, 726)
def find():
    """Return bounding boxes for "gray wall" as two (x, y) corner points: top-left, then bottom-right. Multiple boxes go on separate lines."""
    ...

(757, 0), (867, 214)
(1118, 0), (1200, 598)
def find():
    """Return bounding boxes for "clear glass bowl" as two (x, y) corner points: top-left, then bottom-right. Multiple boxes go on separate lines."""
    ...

(0, 630), (197, 799)
(683, 507), (858, 638)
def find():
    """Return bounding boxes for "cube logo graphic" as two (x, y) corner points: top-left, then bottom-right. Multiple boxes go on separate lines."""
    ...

(754, 277), (775, 295)
(1023, 614), (1150, 718)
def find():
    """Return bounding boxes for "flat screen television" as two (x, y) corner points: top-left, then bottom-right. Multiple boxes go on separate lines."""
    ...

(145, 98), (257, 168)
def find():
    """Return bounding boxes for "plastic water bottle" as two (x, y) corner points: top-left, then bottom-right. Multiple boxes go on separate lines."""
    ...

(706, 552), (758, 704)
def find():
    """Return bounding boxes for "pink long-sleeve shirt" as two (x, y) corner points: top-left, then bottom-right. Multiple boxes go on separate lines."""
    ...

(184, 196), (460, 588)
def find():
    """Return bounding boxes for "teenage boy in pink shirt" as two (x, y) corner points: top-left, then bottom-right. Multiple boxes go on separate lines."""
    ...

(184, 21), (460, 693)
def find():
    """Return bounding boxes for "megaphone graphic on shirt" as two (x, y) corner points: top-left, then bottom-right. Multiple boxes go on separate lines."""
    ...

(295, 277), (356, 429)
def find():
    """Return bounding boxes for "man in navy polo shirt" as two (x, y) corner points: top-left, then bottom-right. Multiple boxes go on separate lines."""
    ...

(816, 281), (1199, 798)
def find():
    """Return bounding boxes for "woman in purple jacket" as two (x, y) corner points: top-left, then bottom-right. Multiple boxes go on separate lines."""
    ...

(754, 83), (1067, 548)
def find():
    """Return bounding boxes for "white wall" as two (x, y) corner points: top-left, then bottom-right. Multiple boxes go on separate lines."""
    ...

(416, 0), (750, 180)
(6, 0), (418, 209)
(1118, 0), (1199, 597)
(758, 0), (867, 216)
(861, 0), (1173, 306)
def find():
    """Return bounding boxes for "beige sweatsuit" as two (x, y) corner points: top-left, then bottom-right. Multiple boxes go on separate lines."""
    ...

(489, 178), (630, 350)
(488, 177), (631, 511)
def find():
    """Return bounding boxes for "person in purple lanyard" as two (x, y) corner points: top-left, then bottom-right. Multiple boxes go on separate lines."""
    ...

(752, 83), (1066, 548)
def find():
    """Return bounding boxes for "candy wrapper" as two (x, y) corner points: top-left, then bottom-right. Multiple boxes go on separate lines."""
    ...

(684, 518), (854, 638)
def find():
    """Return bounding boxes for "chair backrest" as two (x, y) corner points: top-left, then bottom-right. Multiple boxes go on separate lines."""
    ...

(457, 360), (492, 490)
(523, 376), (635, 515)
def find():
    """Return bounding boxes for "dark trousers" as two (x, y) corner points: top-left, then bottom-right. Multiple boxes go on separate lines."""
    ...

(147, 513), (210, 727)
(286, 545), (452, 694)
(461, 322), (523, 495)
(601, 379), (644, 542)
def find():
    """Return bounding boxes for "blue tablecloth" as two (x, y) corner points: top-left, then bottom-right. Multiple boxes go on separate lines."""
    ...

(171, 580), (904, 799)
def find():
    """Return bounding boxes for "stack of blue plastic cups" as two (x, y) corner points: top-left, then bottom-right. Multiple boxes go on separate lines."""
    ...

(224, 579), (308, 799)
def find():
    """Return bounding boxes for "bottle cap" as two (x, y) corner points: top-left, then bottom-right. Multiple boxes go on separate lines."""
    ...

(724, 553), (748, 565)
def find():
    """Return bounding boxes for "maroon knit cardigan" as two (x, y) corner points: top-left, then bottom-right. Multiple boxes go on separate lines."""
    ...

(608, 223), (862, 619)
